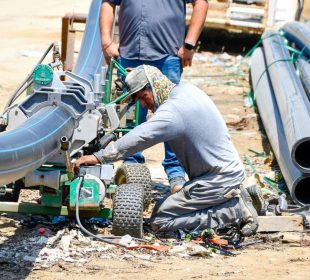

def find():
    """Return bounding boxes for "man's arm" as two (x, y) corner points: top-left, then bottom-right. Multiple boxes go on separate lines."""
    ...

(94, 107), (184, 163)
(100, 1), (120, 64)
(74, 155), (100, 172)
(74, 105), (183, 170)
(178, 0), (208, 67)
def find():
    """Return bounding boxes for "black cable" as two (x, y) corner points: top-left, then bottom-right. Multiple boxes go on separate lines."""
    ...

(3, 42), (56, 113)
(75, 174), (148, 247)
(75, 174), (127, 247)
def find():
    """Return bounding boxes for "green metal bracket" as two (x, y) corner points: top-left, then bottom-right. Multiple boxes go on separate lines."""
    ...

(0, 202), (112, 218)
(40, 186), (63, 207)
(104, 59), (141, 127)
(104, 58), (128, 104)
(110, 58), (127, 76)
(69, 178), (101, 211)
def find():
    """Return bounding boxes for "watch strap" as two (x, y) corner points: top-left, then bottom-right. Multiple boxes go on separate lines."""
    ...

(184, 42), (195, 50)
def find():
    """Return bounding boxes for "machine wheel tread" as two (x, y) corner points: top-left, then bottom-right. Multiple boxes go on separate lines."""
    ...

(112, 184), (144, 238)
(114, 163), (152, 207)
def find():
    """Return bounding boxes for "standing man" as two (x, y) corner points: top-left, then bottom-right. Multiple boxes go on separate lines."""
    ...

(74, 65), (259, 236)
(100, 0), (209, 192)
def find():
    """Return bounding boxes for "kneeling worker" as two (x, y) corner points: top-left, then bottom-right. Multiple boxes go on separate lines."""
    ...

(74, 65), (258, 236)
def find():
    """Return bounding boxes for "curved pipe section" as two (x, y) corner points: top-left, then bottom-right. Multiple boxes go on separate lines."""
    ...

(282, 21), (310, 58)
(251, 47), (310, 205)
(73, 0), (105, 82)
(297, 58), (310, 100)
(0, 107), (75, 186)
(262, 30), (310, 173)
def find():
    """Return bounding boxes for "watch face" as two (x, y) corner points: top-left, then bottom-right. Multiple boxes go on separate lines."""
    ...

(184, 42), (195, 50)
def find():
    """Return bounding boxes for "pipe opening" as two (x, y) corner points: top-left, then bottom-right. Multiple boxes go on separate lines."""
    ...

(294, 141), (310, 169)
(295, 177), (310, 205)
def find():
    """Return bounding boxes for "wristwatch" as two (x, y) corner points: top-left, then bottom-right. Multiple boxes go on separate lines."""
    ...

(184, 42), (196, 50)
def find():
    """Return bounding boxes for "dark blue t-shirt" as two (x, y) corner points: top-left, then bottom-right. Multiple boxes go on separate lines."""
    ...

(103, 0), (194, 61)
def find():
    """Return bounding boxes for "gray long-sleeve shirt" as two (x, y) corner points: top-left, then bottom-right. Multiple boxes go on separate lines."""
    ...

(94, 83), (244, 188)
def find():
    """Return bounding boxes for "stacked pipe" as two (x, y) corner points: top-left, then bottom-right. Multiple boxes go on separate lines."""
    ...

(250, 22), (310, 206)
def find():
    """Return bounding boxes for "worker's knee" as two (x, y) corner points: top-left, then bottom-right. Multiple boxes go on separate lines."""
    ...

(150, 215), (172, 232)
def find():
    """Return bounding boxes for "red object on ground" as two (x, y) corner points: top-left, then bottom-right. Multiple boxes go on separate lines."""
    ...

(209, 238), (229, 245)
(38, 227), (46, 235)
(127, 244), (170, 252)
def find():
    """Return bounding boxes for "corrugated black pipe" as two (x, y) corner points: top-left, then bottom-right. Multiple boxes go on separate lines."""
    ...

(251, 47), (310, 205)
(262, 30), (310, 173)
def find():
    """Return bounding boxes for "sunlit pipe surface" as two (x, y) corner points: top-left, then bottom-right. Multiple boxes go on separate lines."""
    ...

(297, 58), (310, 100)
(282, 21), (310, 58)
(0, 0), (103, 186)
(0, 107), (75, 185)
(262, 30), (310, 173)
(251, 47), (310, 205)
(73, 0), (105, 81)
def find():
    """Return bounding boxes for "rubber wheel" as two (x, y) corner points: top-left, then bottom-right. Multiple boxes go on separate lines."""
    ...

(112, 184), (144, 238)
(0, 180), (23, 202)
(114, 163), (152, 207)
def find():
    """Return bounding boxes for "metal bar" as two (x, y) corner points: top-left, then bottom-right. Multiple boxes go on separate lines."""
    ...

(112, 59), (127, 76)
(61, 15), (70, 70)
(110, 91), (130, 104)
(0, 202), (112, 218)
(65, 31), (76, 71)
(115, 128), (132, 133)
(61, 13), (87, 71)
(73, 0), (106, 82)
(66, 13), (87, 24)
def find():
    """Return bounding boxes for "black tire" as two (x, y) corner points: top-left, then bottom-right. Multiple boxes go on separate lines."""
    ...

(114, 163), (152, 207)
(0, 180), (23, 202)
(112, 184), (144, 238)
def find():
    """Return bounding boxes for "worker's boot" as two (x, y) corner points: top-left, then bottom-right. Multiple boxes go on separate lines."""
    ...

(246, 185), (266, 215)
(238, 186), (259, 237)
(169, 176), (186, 193)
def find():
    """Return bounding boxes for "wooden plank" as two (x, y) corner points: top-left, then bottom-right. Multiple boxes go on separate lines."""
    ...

(257, 216), (309, 232)
(186, 0), (267, 34)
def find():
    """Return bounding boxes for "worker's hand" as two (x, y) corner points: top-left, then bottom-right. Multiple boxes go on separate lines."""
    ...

(177, 46), (195, 67)
(73, 155), (100, 173)
(171, 185), (183, 194)
(102, 42), (120, 65)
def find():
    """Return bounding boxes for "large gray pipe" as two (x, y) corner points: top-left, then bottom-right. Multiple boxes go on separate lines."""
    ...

(0, 107), (75, 185)
(282, 21), (310, 58)
(297, 58), (310, 100)
(251, 47), (310, 205)
(73, 0), (105, 82)
(0, 0), (103, 186)
(262, 30), (310, 173)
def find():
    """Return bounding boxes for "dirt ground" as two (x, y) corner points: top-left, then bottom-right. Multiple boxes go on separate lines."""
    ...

(1, 1), (310, 279)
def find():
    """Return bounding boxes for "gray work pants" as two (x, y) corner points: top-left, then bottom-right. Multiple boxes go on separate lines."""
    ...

(150, 182), (242, 233)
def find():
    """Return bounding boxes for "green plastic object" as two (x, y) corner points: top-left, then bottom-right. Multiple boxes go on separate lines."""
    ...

(0, 202), (112, 218)
(32, 64), (53, 85)
(40, 186), (63, 207)
(69, 178), (101, 211)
